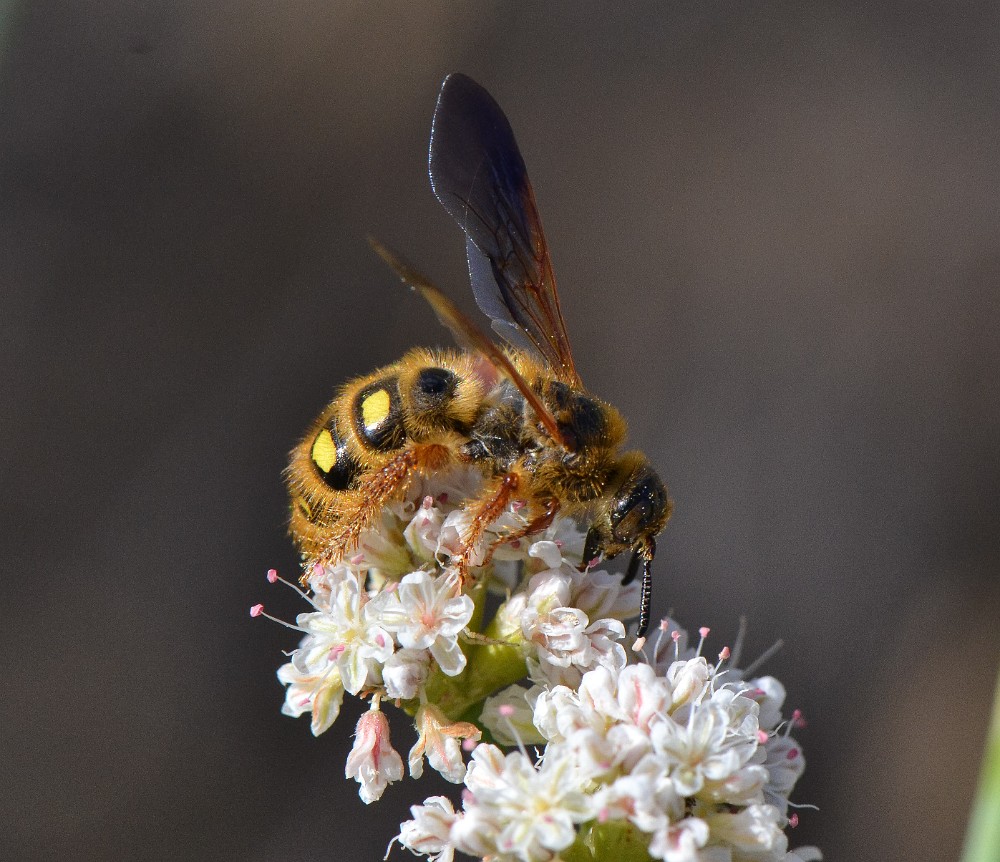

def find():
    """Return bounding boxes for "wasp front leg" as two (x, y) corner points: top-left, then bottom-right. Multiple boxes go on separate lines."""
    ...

(449, 470), (525, 584)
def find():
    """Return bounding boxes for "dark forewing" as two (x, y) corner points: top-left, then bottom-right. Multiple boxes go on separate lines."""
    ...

(429, 73), (581, 386)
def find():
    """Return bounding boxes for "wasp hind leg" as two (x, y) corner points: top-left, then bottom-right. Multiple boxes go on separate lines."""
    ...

(310, 443), (452, 576)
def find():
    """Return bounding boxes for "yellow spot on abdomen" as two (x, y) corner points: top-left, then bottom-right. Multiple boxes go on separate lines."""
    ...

(311, 428), (338, 472)
(361, 389), (391, 430)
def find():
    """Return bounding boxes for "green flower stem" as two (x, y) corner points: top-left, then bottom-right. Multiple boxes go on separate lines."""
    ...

(562, 822), (655, 862)
(422, 586), (529, 721)
(961, 663), (1000, 862)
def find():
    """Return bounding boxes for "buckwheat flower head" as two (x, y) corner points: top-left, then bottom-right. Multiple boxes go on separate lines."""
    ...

(257, 472), (818, 861)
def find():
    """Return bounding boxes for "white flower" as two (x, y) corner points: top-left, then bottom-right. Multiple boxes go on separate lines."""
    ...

(382, 648), (431, 700)
(458, 743), (597, 862)
(294, 575), (394, 695)
(408, 705), (479, 782)
(345, 702), (404, 804)
(593, 755), (683, 834)
(394, 796), (458, 862)
(652, 701), (749, 796)
(404, 495), (447, 563)
(705, 803), (787, 856)
(759, 735), (806, 815)
(377, 570), (473, 675)
(647, 816), (710, 862)
(481, 685), (546, 747)
(276, 659), (344, 736)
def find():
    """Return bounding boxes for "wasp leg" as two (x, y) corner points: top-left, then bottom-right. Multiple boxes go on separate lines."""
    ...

(481, 497), (560, 568)
(454, 471), (522, 583)
(308, 443), (452, 579)
(580, 526), (602, 572)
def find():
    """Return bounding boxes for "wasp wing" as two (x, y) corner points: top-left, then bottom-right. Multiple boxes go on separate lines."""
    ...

(368, 238), (572, 451)
(429, 72), (581, 387)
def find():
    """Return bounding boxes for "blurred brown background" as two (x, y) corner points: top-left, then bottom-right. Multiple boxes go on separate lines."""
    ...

(2, 2), (999, 860)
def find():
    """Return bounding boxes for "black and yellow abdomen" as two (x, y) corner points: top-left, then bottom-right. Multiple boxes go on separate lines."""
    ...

(285, 348), (486, 561)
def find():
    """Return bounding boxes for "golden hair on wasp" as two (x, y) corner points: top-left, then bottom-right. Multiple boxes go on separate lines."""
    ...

(285, 73), (672, 636)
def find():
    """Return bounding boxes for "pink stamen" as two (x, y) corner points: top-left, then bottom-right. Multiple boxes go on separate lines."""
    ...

(422, 495), (434, 509)
(462, 738), (478, 752)
(788, 813), (799, 828)
(659, 619), (671, 632)
(437, 493), (449, 504)
(312, 562), (323, 577)
(250, 603), (264, 617)
(554, 540), (563, 548)
(757, 730), (769, 744)
(719, 646), (731, 661)
(511, 500), (524, 512)
(699, 626), (710, 638)
(671, 630), (681, 643)
(350, 553), (365, 565)
(498, 704), (515, 718)
(510, 540), (521, 549)
(266, 568), (278, 583)
(598, 807), (610, 824)
(786, 747), (799, 760)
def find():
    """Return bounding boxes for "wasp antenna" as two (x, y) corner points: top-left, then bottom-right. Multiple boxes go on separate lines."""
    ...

(367, 236), (427, 293)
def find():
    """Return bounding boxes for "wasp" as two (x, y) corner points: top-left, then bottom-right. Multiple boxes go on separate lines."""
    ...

(286, 74), (671, 636)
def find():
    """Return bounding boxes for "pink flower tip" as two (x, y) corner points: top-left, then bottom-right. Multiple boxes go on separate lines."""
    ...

(250, 603), (264, 617)
(266, 568), (278, 583)
(659, 619), (671, 631)
(719, 646), (731, 660)
(699, 626), (710, 638)
(671, 630), (681, 643)
(788, 813), (799, 828)
(757, 730), (769, 744)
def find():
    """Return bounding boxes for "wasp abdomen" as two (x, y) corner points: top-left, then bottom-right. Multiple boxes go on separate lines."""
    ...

(353, 376), (407, 451)
(310, 418), (360, 491)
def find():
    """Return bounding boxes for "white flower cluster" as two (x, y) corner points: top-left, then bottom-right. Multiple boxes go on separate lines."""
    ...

(257, 467), (818, 861)
(426, 646), (817, 862)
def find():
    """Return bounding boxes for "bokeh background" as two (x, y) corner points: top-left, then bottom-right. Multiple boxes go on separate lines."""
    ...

(3, 2), (999, 860)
